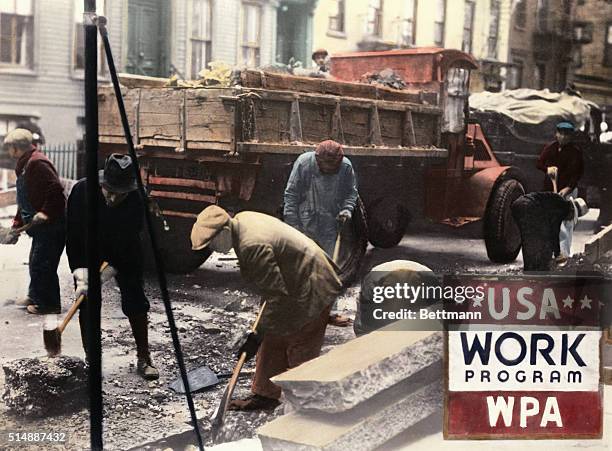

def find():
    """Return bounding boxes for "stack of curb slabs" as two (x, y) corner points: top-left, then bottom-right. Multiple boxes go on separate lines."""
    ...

(258, 323), (443, 450)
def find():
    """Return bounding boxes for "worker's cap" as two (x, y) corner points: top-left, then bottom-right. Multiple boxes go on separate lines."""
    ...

(99, 153), (138, 193)
(556, 121), (575, 133)
(312, 48), (329, 59)
(191, 205), (231, 250)
(315, 139), (344, 174)
(570, 197), (588, 222)
(16, 121), (45, 145)
(2, 128), (33, 151)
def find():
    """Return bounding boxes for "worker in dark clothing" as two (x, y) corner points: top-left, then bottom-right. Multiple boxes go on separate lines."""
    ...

(66, 154), (159, 380)
(512, 192), (588, 271)
(536, 121), (584, 261)
(2, 128), (66, 314)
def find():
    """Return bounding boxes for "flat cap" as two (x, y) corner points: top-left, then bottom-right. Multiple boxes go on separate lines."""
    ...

(3, 128), (33, 150)
(191, 205), (231, 250)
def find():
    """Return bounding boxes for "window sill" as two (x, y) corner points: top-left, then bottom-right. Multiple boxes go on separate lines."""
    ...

(0, 67), (37, 77)
(327, 30), (347, 39)
(70, 70), (110, 82)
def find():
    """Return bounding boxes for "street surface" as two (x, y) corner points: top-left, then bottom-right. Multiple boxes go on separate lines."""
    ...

(0, 204), (608, 450)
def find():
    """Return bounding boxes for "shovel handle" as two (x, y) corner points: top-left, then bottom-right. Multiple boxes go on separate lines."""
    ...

(58, 294), (85, 334)
(57, 262), (110, 334)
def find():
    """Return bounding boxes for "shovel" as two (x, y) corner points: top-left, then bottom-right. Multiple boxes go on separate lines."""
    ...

(210, 301), (267, 443)
(332, 215), (348, 264)
(168, 366), (253, 394)
(43, 262), (109, 357)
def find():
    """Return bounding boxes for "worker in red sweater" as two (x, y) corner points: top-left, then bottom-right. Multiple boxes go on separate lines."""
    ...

(2, 128), (66, 314)
(536, 121), (584, 262)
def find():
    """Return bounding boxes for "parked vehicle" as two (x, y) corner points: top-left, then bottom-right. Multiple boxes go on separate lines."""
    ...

(98, 48), (526, 281)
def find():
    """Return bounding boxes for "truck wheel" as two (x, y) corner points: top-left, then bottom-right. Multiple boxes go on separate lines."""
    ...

(483, 178), (524, 263)
(335, 197), (368, 286)
(141, 215), (211, 274)
(366, 197), (409, 248)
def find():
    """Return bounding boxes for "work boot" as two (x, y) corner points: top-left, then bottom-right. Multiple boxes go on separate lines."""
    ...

(15, 296), (33, 307)
(228, 394), (280, 411)
(128, 313), (159, 380)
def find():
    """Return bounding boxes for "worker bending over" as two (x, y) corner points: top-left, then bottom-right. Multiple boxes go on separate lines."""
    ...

(283, 139), (357, 326)
(191, 206), (343, 410)
(536, 121), (584, 262)
(3, 128), (66, 315)
(66, 154), (158, 380)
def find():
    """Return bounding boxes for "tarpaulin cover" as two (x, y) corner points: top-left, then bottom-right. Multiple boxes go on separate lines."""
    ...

(469, 89), (599, 144)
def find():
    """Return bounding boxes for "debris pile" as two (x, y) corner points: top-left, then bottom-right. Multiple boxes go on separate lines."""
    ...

(257, 324), (443, 450)
(360, 68), (407, 90)
(2, 356), (88, 417)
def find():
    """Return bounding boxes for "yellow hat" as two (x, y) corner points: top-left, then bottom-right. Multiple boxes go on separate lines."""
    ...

(191, 205), (231, 250)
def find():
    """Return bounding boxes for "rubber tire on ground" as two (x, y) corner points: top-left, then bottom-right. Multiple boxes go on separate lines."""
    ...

(483, 178), (525, 263)
(141, 215), (211, 274)
(365, 197), (410, 248)
(334, 197), (369, 286)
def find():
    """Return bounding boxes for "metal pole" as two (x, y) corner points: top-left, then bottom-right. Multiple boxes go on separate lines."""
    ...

(98, 18), (205, 451)
(84, 1), (103, 450)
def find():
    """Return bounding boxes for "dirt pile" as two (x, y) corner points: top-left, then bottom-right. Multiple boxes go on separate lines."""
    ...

(2, 356), (88, 417)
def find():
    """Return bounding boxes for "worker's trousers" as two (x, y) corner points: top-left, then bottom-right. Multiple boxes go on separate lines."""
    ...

(559, 188), (578, 257)
(252, 305), (332, 400)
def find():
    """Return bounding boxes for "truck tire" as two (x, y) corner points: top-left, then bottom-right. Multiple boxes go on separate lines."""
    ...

(141, 215), (211, 274)
(366, 197), (409, 248)
(335, 197), (368, 286)
(483, 178), (524, 263)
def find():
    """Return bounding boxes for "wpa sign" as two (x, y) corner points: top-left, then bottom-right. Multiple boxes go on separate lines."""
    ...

(444, 276), (604, 439)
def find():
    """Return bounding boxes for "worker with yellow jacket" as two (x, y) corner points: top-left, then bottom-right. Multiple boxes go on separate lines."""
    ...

(191, 206), (343, 411)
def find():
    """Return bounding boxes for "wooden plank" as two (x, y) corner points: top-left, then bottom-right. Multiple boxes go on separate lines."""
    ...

(239, 87), (442, 114)
(289, 98), (303, 142)
(331, 101), (344, 143)
(369, 105), (383, 146)
(118, 73), (169, 88)
(240, 69), (438, 105)
(161, 210), (199, 219)
(150, 190), (217, 203)
(147, 176), (216, 191)
(237, 142), (447, 158)
(402, 110), (417, 147)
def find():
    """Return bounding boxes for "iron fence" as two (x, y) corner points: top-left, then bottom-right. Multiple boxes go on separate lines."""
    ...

(42, 143), (84, 180)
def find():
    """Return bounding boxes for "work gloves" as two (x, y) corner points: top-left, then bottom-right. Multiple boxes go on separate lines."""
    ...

(73, 268), (88, 298)
(232, 329), (263, 362)
(31, 211), (49, 226)
(73, 265), (117, 298)
(337, 209), (352, 223)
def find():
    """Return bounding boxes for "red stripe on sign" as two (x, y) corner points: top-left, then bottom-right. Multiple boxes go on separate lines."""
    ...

(446, 391), (603, 438)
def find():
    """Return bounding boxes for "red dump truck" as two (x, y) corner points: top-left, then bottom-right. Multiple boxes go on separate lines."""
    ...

(98, 48), (525, 282)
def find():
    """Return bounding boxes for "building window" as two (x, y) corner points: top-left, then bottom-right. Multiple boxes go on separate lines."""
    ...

(605, 23), (612, 67)
(434, 0), (445, 47)
(514, 0), (526, 29)
(488, 0), (500, 58)
(241, 2), (261, 67)
(328, 0), (345, 33)
(0, 0), (34, 68)
(400, 0), (417, 46)
(534, 63), (546, 89)
(0, 114), (32, 143)
(190, 0), (212, 78)
(462, 1), (475, 53)
(536, 0), (549, 32)
(366, 0), (383, 37)
(73, 0), (106, 74)
(507, 55), (524, 89)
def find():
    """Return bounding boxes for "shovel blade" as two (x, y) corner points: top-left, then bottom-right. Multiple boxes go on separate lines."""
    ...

(168, 365), (219, 394)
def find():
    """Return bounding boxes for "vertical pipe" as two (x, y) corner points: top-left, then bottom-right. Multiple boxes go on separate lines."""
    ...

(84, 1), (103, 450)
